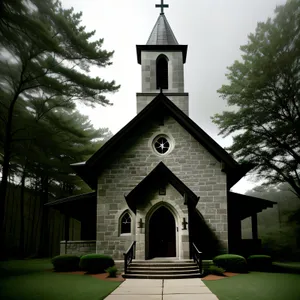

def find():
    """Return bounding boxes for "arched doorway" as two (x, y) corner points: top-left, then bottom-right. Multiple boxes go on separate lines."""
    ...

(149, 206), (176, 258)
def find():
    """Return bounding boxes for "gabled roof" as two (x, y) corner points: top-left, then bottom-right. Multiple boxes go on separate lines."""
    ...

(124, 162), (200, 213)
(72, 93), (254, 189)
(147, 13), (178, 45)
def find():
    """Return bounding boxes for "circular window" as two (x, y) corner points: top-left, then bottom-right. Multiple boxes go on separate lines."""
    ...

(153, 136), (170, 155)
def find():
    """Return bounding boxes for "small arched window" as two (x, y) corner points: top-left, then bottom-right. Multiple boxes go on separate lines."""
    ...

(121, 212), (131, 234)
(156, 55), (168, 90)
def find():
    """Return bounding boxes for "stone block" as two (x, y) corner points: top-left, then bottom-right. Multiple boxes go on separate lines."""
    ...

(181, 235), (189, 242)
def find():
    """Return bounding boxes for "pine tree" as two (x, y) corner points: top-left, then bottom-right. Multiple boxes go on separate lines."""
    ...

(0, 0), (119, 241)
(213, 0), (300, 198)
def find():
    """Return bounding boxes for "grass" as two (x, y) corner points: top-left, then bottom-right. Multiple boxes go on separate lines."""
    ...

(0, 259), (121, 300)
(205, 271), (300, 300)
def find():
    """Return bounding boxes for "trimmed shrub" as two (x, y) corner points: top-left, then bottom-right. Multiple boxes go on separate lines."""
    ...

(272, 262), (300, 274)
(208, 265), (225, 276)
(247, 255), (272, 271)
(106, 266), (118, 277)
(51, 255), (80, 272)
(79, 254), (114, 274)
(213, 254), (247, 273)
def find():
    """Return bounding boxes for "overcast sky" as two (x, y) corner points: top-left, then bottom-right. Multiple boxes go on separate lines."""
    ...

(61, 0), (286, 193)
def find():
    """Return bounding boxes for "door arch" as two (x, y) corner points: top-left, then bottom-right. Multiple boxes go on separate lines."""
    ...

(148, 206), (176, 258)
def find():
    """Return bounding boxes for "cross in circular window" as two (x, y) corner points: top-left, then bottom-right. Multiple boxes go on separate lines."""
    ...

(154, 137), (170, 154)
(121, 213), (131, 234)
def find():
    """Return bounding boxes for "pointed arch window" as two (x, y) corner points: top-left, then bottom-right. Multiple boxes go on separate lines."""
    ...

(120, 212), (131, 234)
(156, 55), (168, 90)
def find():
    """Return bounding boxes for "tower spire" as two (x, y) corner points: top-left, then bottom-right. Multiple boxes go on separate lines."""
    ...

(155, 0), (169, 15)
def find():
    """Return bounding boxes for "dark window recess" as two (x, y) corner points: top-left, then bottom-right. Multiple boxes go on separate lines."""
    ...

(159, 187), (166, 195)
(156, 56), (168, 90)
(121, 213), (131, 234)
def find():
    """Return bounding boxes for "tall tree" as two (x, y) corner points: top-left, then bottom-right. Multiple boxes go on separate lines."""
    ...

(12, 106), (110, 257)
(212, 0), (300, 198)
(0, 0), (119, 239)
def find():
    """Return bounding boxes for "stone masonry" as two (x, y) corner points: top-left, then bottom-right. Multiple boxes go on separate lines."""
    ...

(97, 114), (228, 260)
(60, 240), (96, 256)
(137, 93), (189, 115)
(134, 183), (189, 260)
(137, 51), (189, 115)
(141, 51), (185, 93)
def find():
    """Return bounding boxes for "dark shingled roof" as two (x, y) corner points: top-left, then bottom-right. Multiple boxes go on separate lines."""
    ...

(147, 14), (178, 45)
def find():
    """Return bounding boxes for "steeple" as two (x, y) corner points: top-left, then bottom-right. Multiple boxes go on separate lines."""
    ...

(136, 1), (189, 116)
(147, 14), (179, 45)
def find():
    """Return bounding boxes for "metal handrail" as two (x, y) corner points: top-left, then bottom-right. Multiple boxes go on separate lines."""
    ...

(123, 241), (136, 274)
(191, 242), (203, 274)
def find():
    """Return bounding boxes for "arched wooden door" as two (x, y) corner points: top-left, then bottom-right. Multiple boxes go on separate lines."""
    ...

(149, 206), (176, 258)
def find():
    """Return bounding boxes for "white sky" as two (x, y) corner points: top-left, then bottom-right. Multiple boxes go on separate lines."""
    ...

(61, 0), (286, 193)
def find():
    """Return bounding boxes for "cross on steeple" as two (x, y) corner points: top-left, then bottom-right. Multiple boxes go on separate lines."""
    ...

(155, 0), (169, 15)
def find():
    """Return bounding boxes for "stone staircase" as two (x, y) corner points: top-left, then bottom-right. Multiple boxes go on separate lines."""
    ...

(122, 259), (204, 279)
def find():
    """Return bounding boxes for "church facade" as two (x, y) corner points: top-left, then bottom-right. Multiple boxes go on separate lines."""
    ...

(48, 4), (275, 261)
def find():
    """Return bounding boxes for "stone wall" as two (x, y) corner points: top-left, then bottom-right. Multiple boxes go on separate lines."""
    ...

(137, 51), (189, 115)
(141, 51), (185, 93)
(97, 114), (228, 260)
(136, 93), (189, 116)
(60, 240), (96, 255)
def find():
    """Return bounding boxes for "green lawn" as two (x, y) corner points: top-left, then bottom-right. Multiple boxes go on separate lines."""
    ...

(205, 271), (300, 300)
(0, 259), (121, 300)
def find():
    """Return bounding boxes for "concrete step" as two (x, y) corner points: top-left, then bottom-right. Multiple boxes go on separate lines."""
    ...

(123, 273), (202, 279)
(127, 269), (200, 275)
(129, 266), (199, 271)
(123, 259), (203, 279)
(133, 259), (194, 262)
(130, 262), (196, 267)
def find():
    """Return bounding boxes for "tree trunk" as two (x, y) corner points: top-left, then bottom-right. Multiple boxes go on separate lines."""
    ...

(29, 177), (38, 256)
(11, 185), (17, 248)
(50, 210), (56, 257)
(0, 93), (20, 256)
(37, 174), (49, 257)
(26, 193), (33, 256)
(33, 197), (43, 257)
(19, 172), (26, 258)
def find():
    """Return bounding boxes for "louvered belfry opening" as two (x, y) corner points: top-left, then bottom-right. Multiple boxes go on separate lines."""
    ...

(156, 55), (168, 90)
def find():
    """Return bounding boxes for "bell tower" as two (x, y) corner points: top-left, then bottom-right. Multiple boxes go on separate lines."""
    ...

(136, 1), (189, 115)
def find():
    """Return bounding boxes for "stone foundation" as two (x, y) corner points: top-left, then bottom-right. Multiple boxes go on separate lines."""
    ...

(114, 260), (125, 273)
(60, 240), (96, 255)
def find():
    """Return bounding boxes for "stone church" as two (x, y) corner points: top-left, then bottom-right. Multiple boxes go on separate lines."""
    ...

(48, 3), (275, 262)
